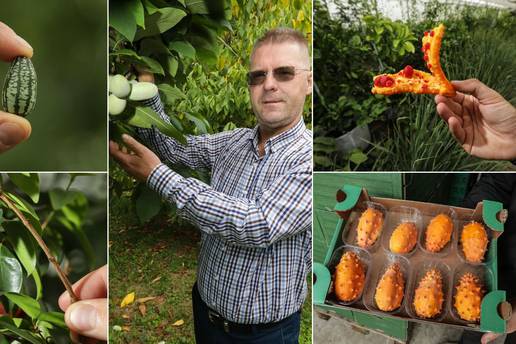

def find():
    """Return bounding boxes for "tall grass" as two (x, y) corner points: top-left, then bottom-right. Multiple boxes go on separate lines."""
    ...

(372, 25), (516, 171)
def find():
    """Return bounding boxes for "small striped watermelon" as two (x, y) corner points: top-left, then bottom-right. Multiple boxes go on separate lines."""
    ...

(2, 56), (37, 116)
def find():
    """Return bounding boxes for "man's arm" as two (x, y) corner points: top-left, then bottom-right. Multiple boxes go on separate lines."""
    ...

(135, 94), (241, 170)
(148, 159), (312, 248)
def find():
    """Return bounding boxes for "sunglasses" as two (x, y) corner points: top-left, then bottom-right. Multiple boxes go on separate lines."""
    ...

(247, 66), (310, 86)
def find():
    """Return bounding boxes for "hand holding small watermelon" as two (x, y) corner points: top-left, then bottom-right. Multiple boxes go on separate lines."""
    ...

(0, 21), (32, 153)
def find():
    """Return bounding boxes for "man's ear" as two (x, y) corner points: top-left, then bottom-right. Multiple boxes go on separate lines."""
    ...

(306, 71), (313, 96)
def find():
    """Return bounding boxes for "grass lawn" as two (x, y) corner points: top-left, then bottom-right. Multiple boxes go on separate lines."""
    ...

(109, 196), (312, 343)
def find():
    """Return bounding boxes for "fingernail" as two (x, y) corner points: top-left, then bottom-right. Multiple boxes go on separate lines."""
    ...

(69, 304), (98, 331)
(0, 122), (26, 146)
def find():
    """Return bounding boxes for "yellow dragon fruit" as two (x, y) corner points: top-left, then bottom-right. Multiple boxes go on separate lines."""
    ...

(389, 222), (418, 254)
(413, 268), (444, 318)
(334, 251), (366, 302)
(425, 213), (453, 252)
(454, 272), (484, 322)
(356, 208), (384, 248)
(375, 263), (405, 311)
(461, 222), (488, 263)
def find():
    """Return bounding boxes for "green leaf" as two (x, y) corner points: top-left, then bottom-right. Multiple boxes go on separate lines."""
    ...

(157, 84), (186, 103)
(133, 0), (146, 28)
(136, 7), (187, 39)
(139, 56), (165, 75)
(5, 193), (39, 221)
(185, 0), (209, 14)
(185, 112), (211, 134)
(314, 155), (333, 167)
(0, 317), (45, 344)
(7, 174), (39, 204)
(4, 221), (37, 276)
(404, 41), (415, 53)
(349, 150), (368, 165)
(32, 268), (42, 301)
(166, 56), (179, 77)
(110, 48), (141, 58)
(169, 41), (196, 59)
(0, 244), (22, 293)
(128, 106), (187, 144)
(135, 186), (162, 223)
(38, 312), (66, 328)
(109, 0), (139, 42)
(2, 293), (40, 319)
(49, 189), (82, 210)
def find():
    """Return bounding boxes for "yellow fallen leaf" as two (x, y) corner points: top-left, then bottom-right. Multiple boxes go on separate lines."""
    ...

(120, 292), (135, 307)
(172, 319), (184, 326)
(136, 296), (156, 304)
(151, 276), (162, 283)
(138, 304), (147, 316)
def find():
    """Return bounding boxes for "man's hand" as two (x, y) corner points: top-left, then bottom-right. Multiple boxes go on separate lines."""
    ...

(58, 265), (107, 342)
(481, 301), (516, 343)
(435, 79), (516, 160)
(109, 134), (161, 182)
(0, 21), (33, 153)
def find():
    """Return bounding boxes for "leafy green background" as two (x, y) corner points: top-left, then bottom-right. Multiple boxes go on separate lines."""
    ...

(0, 1), (106, 170)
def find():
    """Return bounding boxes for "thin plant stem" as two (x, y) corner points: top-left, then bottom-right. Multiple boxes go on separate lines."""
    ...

(0, 193), (79, 303)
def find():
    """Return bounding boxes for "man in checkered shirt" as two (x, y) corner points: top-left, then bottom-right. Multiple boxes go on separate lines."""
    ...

(110, 28), (312, 343)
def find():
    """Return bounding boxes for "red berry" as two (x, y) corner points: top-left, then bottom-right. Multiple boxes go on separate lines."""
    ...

(430, 30), (435, 37)
(427, 64), (432, 69)
(384, 77), (394, 87)
(424, 54), (429, 61)
(403, 65), (414, 78)
(424, 31), (429, 36)
(425, 43), (430, 50)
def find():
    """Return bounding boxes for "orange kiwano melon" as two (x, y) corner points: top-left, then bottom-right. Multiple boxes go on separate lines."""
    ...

(375, 263), (405, 311)
(454, 272), (484, 322)
(425, 213), (453, 252)
(356, 208), (384, 248)
(461, 222), (488, 263)
(413, 268), (444, 318)
(389, 222), (418, 254)
(335, 252), (366, 302)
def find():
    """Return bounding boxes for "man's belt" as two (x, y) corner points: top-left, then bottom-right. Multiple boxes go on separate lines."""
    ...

(207, 308), (298, 334)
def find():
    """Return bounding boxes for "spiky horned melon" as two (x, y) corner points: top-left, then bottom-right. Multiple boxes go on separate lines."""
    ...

(356, 208), (384, 248)
(425, 213), (453, 252)
(461, 222), (488, 263)
(389, 222), (418, 254)
(375, 263), (405, 311)
(334, 252), (366, 302)
(413, 268), (444, 318)
(454, 272), (484, 322)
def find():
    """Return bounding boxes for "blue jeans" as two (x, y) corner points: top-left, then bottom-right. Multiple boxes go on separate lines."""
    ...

(192, 283), (301, 344)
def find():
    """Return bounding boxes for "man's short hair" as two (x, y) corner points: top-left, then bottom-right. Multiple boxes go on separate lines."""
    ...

(251, 28), (309, 63)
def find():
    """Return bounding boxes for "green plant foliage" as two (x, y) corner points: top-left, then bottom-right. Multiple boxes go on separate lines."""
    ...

(314, 0), (515, 171)
(0, 174), (106, 343)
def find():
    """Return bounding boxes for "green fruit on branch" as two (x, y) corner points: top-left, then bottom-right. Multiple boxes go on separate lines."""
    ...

(129, 82), (158, 101)
(109, 94), (127, 115)
(109, 74), (131, 99)
(2, 56), (37, 116)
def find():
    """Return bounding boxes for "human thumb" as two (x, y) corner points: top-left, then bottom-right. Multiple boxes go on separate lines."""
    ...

(481, 331), (500, 344)
(65, 299), (107, 340)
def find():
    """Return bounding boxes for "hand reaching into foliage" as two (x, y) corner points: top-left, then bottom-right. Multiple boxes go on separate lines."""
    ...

(109, 134), (161, 182)
(59, 265), (108, 341)
(435, 79), (516, 160)
(0, 21), (32, 153)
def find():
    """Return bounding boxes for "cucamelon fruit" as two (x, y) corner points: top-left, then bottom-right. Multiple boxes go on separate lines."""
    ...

(109, 74), (131, 99)
(129, 82), (158, 101)
(2, 57), (37, 116)
(109, 94), (127, 116)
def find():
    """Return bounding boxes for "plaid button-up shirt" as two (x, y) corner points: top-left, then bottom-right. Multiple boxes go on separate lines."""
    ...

(137, 95), (312, 324)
